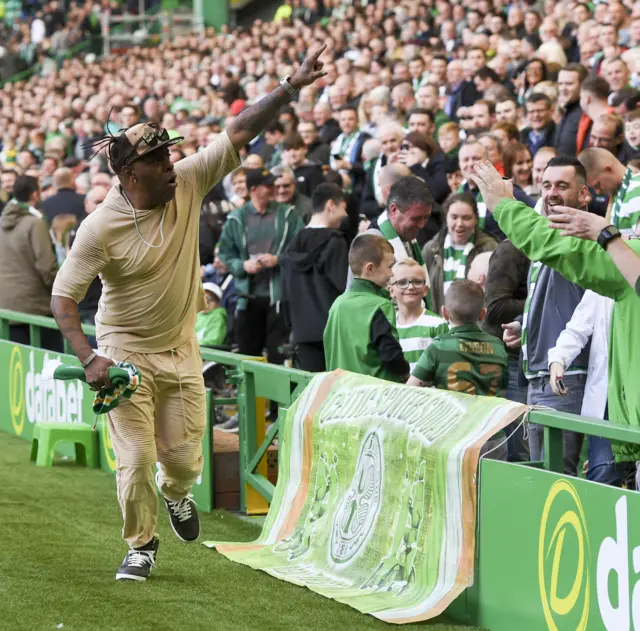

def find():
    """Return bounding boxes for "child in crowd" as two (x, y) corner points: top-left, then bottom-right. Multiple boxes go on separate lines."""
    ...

(195, 283), (228, 348)
(324, 233), (409, 382)
(201, 245), (237, 344)
(389, 259), (448, 374)
(407, 280), (509, 459)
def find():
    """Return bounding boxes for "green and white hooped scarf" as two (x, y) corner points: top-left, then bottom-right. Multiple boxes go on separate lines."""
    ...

(442, 232), (475, 294)
(611, 167), (632, 227)
(610, 166), (640, 232)
(457, 183), (488, 230)
(377, 210), (428, 276)
(521, 260), (542, 378)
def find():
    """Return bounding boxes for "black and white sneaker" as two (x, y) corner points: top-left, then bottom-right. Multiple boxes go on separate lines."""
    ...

(164, 495), (200, 542)
(116, 536), (159, 582)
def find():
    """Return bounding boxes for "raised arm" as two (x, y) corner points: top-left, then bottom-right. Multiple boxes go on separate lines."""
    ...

(547, 206), (640, 297)
(470, 161), (632, 302)
(225, 45), (328, 152)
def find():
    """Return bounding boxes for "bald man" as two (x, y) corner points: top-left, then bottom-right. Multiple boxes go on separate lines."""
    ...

(378, 163), (412, 206)
(579, 147), (640, 234)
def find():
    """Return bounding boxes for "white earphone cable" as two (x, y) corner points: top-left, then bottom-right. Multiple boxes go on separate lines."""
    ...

(121, 186), (167, 249)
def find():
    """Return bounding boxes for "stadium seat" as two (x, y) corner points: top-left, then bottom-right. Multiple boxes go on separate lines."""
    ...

(29, 423), (99, 468)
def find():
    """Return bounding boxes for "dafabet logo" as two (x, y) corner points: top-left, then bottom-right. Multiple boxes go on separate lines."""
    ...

(8, 347), (85, 433)
(539, 479), (640, 630)
(539, 480), (590, 631)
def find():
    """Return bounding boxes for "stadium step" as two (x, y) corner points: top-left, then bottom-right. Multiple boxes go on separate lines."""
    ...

(29, 423), (99, 468)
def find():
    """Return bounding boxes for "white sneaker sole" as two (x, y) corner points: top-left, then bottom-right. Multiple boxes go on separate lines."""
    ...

(116, 573), (148, 581)
(167, 518), (200, 543)
(217, 425), (239, 433)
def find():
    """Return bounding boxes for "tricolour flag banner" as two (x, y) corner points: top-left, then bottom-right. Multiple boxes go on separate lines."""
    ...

(203, 370), (526, 624)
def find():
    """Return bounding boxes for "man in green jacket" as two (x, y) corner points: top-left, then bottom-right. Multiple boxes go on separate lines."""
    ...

(471, 160), (640, 466)
(218, 168), (303, 363)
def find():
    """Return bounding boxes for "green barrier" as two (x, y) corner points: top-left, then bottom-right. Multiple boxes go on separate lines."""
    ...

(0, 310), (219, 510)
(448, 455), (640, 630)
(0, 309), (311, 514)
(198, 346), (313, 512)
(4, 310), (640, 627)
(445, 409), (640, 630)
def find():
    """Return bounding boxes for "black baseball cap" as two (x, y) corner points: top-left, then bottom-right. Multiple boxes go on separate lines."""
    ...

(246, 168), (276, 189)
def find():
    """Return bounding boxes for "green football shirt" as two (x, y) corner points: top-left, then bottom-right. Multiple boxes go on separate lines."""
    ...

(412, 323), (509, 397)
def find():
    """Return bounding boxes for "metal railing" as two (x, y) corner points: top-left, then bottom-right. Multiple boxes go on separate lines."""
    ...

(0, 309), (311, 512)
(101, 10), (203, 56)
(2, 308), (639, 510)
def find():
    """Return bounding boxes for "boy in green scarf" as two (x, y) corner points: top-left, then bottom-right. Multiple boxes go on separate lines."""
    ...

(324, 234), (409, 382)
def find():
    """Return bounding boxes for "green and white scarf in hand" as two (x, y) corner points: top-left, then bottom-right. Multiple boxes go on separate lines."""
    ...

(92, 361), (141, 414)
(52, 360), (142, 415)
(442, 232), (475, 294)
(521, 260), (542, 378)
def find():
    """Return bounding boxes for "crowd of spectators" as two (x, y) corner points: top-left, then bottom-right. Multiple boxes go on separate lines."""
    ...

(1, 0), (640, 468)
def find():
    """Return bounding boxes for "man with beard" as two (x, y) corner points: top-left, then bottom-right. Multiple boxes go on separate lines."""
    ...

(500, 157), (590, 476)
(474, 158), (640, 488)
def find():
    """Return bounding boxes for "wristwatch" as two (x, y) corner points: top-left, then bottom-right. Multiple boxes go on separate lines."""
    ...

(280, 75), (298, 97)
(597, 224), (622, 250)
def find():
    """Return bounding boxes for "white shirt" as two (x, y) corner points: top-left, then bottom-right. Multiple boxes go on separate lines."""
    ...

(31, 19), (45, 45)
(547, 290), (613, 420)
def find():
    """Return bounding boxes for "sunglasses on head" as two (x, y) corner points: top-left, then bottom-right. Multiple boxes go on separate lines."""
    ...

(123, 127), (170, 167)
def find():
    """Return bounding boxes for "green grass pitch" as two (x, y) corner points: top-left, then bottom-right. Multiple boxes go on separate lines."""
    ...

(0, 432), (483, 631)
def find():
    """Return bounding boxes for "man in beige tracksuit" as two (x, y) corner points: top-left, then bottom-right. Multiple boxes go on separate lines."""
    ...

(50, 47), (327, 581)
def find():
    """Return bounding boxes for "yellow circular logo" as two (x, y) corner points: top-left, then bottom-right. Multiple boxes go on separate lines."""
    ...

(539, 479), (590, 631)
(101, 416), (117, 472)
(8, 346), (25, 435)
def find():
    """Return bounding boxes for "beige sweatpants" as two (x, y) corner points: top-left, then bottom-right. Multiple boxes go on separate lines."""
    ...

(101, 338), (206, 548)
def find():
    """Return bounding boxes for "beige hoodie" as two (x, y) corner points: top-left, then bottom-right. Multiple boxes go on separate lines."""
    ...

(0, 200), (58, 316)
(52, 132), (240, 353)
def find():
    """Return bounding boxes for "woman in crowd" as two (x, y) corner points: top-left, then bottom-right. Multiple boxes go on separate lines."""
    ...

(504, 142), (535, 197)
(423, 193), (499, 314)
(398, 131), (450, 204)
(518, 58), (548, 104)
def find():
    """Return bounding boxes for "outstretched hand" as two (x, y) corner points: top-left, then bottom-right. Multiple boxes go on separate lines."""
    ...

(469, 160), (515, 212)
(546, 205), (608, 241)
(291, 44), (328, 89)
